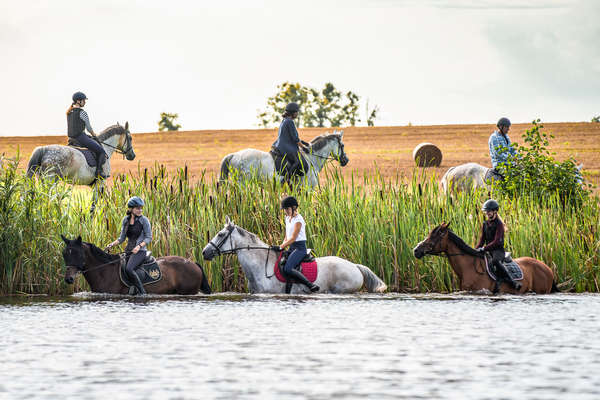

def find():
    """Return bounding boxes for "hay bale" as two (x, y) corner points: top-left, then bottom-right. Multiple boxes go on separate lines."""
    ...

(413, 142), (442, 167)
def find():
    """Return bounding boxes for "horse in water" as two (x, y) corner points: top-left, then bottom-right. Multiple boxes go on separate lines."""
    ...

(202, 217), (387, 294)
(27, 123), (135, 211)
(440, 162), (584, 193)
(62, 235), (211, 295)
(413, 222), (558, 294)
(219, 130), (349, 188)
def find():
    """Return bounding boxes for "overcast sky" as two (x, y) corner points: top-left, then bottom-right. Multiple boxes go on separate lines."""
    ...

(0, 0), (598, 136)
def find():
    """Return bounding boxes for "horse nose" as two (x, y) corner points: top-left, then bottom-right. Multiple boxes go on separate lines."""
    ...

(202, 249), (211, 260)
(413, 247), (423, 259)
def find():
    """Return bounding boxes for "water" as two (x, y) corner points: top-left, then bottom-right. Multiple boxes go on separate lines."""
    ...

(1, 293), (599, 400)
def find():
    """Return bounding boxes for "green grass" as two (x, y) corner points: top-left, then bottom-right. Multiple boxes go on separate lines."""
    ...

(1, 155), (599, 295)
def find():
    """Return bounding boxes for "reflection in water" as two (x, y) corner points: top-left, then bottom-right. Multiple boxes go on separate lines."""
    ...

(1, 293), (599, 399)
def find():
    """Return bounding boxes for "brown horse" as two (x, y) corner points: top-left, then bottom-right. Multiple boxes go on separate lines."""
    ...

(61, 236), (211, 295)
(413, 223), (558, 294)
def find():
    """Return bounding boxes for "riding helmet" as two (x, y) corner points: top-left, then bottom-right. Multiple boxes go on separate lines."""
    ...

(127, 196), (145, 208)
(285, 102), (300, 113)
(497, 117), (511, 128)
(280, 196), (298, 209)
(482, 199), (499, 212)
(72, 91), (88, 102)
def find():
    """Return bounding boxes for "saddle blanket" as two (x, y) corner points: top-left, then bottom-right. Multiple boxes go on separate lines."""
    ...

(274, 252), (318, 283)
(485, 256), (523, 281)
(70, 146), (97, 167)
(119, 255), (162, 287)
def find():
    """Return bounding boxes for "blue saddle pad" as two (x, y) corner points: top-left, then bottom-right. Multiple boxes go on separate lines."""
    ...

(71, 146), (97, 167)
(119, 256), (162, 287)
(485, 256), (523, 281)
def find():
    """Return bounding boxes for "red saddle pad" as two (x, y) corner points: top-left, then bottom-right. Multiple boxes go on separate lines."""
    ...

(274, 252), (318, 283)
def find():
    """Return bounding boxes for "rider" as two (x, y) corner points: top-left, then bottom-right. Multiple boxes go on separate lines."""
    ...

(475, 199), (521, 292)
(274, 196), (319, 293)
(272, 102), (309, 181)
(488, 117), (517, 179)
(66, 91), (107, 179)
(106, 196), (152, 295)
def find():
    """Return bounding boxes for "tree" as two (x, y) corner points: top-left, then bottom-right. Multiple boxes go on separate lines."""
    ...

(592, 115), (600, 123)
(257, 82), (378, 128)
(158, 112), (181, 131)
(365, 99), (379, 127)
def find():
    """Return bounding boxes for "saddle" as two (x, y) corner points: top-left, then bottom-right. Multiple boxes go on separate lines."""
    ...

(484, 252), (523, 281)
(67, 143), (97, 167)
(269, 147), (308, 178)
(274, 249), (318, 284)
(118, 252), (162, 288)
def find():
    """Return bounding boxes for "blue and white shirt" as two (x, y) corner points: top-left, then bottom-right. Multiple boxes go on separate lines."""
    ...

(488, 130), (516, 168)
(79, 109), (94, 134)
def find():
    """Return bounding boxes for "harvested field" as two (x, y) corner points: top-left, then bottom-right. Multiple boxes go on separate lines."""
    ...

(1, 122), (599, 190)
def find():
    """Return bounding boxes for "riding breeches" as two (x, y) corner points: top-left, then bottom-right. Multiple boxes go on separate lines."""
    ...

(126, 249), (147, 278)
(73, 133), (107, 161)
(283, 241), (307, 274)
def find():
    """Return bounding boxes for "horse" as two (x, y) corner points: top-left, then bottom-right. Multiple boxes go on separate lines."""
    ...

(413, 222), (558, 294)
(201, 217), (387, 294)
(61, 235), (212, 295)
(27, 122), (135, 211)
(219, 130), (349, 188)
(440, 162), (584, 193)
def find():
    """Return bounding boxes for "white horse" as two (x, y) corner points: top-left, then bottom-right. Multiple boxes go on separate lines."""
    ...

(440, 162), (584, 193)
(202, 217), (387, 294)
(27, 122), (135, 211)
(219, 130), (349, 188)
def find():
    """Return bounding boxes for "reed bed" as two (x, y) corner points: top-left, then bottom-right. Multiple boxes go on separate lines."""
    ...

(1, 155), (599, 295)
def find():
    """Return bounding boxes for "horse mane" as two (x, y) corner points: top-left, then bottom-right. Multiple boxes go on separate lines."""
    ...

(310, 132), (339, 152)
(85, 242), (120, 264)
(98, 124), (125, 142)
(446, 230), (481, 257)
(236, 226), (265, 245)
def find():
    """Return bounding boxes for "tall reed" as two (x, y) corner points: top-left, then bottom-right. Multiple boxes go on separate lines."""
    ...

(2, 155), (599, 295)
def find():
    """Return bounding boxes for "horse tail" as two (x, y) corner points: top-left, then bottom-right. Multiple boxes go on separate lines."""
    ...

(219, 154), (234, 182)
(551, 280), (560, 293)
(440, 166), (455, 193)
(27, 147), (45, 177)
(356, 264), (387, 293)
(195, 262), (212, 294)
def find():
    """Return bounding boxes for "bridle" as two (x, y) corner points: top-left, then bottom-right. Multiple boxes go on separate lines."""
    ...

(64, 245), (129, 276)
(303, 138), (348, 164)
(97, 129), (133, 156)
(206, 224), (278, 279)
(418, 234), (485, 275)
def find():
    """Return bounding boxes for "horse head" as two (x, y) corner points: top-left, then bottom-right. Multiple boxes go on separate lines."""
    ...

(413, 222), (451, 259)
(202, 216), (240, 260)
(118, 121), (136, 161)
(61, 235), (84, 284)
(333, 130), (349, 166)
(309, 130), (349, 166)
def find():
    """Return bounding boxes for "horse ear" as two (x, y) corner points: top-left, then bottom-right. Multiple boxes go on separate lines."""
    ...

(125, 121), (129, 130)
(225, 215), (231, 225)
(76, 235), (82, 245)
(61, 234), (69, 244)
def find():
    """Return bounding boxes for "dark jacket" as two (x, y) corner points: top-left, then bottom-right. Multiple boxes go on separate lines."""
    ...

(67, 108), (86, 138)
(476, 218), (505, 252)
(272, 118), (300, 155)
(117, 215), (152, 250)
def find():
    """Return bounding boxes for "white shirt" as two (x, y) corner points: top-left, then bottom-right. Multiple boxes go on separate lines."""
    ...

(285, 214), (307, 242)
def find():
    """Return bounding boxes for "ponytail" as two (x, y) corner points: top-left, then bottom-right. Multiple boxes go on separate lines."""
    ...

(497, 215), (508, 232)
(66, 102), (76, 116)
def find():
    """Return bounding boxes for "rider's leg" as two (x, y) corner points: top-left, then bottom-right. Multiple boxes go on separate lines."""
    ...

(492, 250), (521, 292)
(75, 134), (108, 178)
(283, 242), (319, 292)
(125, 250), (147, 295)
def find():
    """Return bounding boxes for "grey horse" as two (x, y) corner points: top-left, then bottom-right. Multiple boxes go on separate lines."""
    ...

(219, 130), (349, 188)
(202, 217), (387, 294)
(440, 162), (584, 193)
(27, 122), (135, 210)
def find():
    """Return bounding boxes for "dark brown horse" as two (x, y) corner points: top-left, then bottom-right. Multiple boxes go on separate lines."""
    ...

(413, 223), (558, 294)
(61, 236), (211, 295)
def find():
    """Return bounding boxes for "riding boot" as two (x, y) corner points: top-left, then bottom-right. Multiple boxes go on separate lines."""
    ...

(131, 271), (147, 295)
(493, 278), (502, 294)
(285, 281), (293, 294)
(285, 269), (319, 292)
(96, 152), (107, 179)
(496, 262), (521, 292)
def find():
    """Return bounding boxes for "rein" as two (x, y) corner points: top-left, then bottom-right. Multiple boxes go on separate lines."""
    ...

(97, 131), (133, 155)
(303, 141), (346, 162)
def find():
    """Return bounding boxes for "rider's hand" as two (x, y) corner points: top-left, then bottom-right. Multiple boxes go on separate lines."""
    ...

(476, 247), (485, 253)
(270, 245), (282, 252)
(132, 245), (140, 254)
(300, 140), (310, 147)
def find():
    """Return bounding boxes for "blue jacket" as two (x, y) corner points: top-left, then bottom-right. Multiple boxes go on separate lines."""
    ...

(489, 130), (517, 168)
(272, 118), (300, 155)
(117, 215), (152, 247)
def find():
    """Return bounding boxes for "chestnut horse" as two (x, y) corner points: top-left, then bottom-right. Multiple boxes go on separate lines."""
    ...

(61, 236), (211, 295)
(413, 223), (558, 294)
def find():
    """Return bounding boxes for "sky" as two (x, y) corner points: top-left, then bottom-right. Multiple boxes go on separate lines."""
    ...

(0, 0), (598, 136)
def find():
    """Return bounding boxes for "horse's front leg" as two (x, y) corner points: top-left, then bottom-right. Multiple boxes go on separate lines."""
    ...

(90, 180), (104, 215)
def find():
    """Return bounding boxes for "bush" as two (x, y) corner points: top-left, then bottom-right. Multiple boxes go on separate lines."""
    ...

(496, 119), (591, 205)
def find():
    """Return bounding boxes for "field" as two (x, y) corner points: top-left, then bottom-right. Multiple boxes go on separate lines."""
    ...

(1, 122), (599, 189)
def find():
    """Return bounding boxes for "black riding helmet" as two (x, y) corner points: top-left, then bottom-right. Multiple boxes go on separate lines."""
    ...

(497, 117), (511, 128)
(72, 91), (88, 102)
(482, 199), (499, 212)
(127, 196), (145, 208)
(285, 102), (300, 113)
(280, 196), (298, 209)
